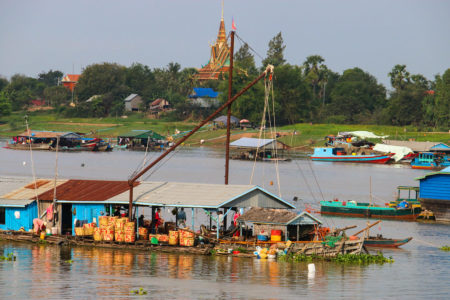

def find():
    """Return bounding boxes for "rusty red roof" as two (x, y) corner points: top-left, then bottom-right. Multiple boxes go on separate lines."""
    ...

(36, 179), (139, 202)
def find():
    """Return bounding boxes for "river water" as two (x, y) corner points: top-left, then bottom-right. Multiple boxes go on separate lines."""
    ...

(0, 142), (449, 299)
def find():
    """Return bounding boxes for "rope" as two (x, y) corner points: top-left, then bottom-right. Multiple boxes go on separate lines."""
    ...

(235, 33), (264, 61)
(306, 159), (325, 202)
(25, 116), (40, 217)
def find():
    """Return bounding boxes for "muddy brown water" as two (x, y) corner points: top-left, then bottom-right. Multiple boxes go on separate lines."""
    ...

(0, 142), (449, 299)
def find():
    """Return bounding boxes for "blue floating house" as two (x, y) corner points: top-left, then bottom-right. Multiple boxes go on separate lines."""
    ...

(416, 166), (450, 222)
(0, 199), (37, 231)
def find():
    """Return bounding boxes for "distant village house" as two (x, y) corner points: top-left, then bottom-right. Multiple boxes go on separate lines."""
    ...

(124, 94), (144, 112)
(61, 74), (80, 92)
(188, 88), (220, 108)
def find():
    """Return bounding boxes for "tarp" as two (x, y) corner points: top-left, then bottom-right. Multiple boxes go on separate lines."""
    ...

(373, 144), (413, 162)
(347, 131), (389, 139)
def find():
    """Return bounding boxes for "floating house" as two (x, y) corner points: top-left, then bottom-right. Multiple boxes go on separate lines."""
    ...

(0, 178), (296, 238)
(237, 207), (322, 241)
(0, 178), (39, 231)
(230, 137), (289, 161)
(117, 130), (166, 150)
(416, 166), (450, 222)
(8, 130), (83, 150)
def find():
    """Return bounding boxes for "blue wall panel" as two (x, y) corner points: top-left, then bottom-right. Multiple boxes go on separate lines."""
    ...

(71, 203), (106, 235)
(420, 174), (450, 200)
(0, 201), (37, 231)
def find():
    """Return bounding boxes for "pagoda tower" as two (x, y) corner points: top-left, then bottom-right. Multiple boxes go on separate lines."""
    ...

(196, 9), (230, 81)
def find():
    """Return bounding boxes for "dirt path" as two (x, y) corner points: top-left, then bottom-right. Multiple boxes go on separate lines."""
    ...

(48, 122), (120, 127)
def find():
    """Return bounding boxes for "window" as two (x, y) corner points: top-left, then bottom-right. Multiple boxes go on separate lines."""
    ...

(0, 207), (5, 225)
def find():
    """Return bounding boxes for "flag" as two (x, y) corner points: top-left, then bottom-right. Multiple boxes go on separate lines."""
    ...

(231, 18), (236, 31)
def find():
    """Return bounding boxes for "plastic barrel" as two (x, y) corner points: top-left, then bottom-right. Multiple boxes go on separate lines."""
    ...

(270, 229), (282, 242)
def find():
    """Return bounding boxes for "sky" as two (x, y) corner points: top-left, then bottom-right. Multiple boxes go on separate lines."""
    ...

(0, 0), (449, 88)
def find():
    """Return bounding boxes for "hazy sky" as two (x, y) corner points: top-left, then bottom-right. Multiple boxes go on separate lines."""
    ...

(1, 0), (449, 88)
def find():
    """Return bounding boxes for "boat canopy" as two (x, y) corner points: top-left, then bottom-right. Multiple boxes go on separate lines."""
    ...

(373, 144), (413, 162)
(344, 131), (388, 139)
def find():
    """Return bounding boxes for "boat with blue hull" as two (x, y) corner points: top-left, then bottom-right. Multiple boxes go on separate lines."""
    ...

(411, 152), (450, 170)
(311, 147), (393, 164)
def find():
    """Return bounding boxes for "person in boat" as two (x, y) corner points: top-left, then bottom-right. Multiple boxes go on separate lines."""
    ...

(177, 208), (186, 228)
(138, 214), (145, 228)
(217, 211), (224, 232)
(397, 200), (410, 209)
(155, 208), (164, 233)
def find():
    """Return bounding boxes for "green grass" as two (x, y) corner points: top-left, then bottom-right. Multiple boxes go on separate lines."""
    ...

(439, 246), (450, 251)
(1, 111), (449, 148)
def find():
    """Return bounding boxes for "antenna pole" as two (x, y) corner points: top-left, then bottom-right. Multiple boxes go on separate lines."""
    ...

(225, 30), (235, 185)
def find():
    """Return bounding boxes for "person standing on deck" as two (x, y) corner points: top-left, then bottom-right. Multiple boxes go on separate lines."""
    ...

(155, 208), (164, 233)
(177, 208), (186, 228)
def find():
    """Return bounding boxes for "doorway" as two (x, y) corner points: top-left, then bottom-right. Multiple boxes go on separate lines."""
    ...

(61, 204), (73, 235)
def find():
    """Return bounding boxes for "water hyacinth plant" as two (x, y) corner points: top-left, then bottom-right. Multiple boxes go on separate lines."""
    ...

(279, 252), (394, 264)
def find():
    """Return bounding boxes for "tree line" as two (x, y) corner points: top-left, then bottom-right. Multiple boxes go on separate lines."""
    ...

(0, 32), (448, 129)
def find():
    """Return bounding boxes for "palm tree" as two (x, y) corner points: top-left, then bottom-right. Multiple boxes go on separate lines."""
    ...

(388, 64), (410, 90)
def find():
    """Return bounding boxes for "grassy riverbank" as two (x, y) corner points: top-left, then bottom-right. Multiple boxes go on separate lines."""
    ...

(1, 111), (449, 148)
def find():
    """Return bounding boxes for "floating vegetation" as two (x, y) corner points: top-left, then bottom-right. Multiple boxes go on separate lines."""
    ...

(37, 240), (48, 245)
(65, 259), (73, 264)
(130, 288), (148, 295)
(280, 252), (394, 265)
(0, 253), (16, 261)
(236, 247), (250, 254)
(439, 246), (450, 252)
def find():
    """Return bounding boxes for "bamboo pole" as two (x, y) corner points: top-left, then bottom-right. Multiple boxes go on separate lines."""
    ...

(353, 220), (381, 236)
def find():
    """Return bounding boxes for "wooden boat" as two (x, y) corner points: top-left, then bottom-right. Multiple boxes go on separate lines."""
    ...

(364, 236), (412, 248)
(411, 152), (441, 170)
(6, 142), (51, 150)
(320, 200), (422, 220)
(311, 147), (393, 164)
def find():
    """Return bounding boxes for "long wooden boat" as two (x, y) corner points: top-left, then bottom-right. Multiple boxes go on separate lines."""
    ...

(311, 147), (393, 164)
(5, 142), (51, 150)
(320, 200), (422, 220)
(364, 236), (412, 248)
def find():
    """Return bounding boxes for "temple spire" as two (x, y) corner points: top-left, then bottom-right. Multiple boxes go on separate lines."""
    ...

(221, 0), (224, 19)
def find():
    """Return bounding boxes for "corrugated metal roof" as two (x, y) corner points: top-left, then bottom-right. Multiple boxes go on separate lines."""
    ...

(17, 130), (81, 139)
(382, 140), (439, 152)
(103, 181), (295, 209)
(117, 130), (165, 140)
(1, 179), (68, 200)
(230, 138), (276, 149)
(37, 179), (139, 201)
(0, 199), (35, 207)
(124, 94), (138, 101)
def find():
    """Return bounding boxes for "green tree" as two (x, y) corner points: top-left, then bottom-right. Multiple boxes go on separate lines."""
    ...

(262, 32), (286, 68)
(43, 86), (70, 106)
(433, 69), (450, 128)
(234, 43), (257, 76)
(329, 68), (386, 123)
(0, 77), (8, 91)
(0, 91), (12, 117)
(38, 69), (63, 87)
(3, 74), (44, 110)
(76, 63), (129, 115)
(389, 64), (410, 90)
(303, 55), (327, 103)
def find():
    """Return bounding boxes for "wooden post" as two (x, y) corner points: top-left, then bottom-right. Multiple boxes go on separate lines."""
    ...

(225, 30), (235, 185)
(191, 208), (195, 230)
